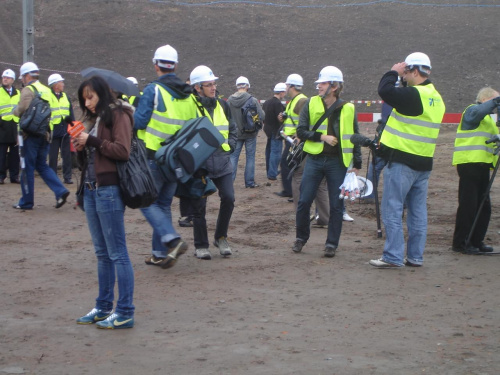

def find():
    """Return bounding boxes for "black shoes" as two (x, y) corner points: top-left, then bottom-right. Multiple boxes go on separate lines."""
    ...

(477, 243), (494, 253)
(324, 246), (336, 258)
(274, 191), (292, 198)
(64, 179), (74, 184)
(292, 239), (304, 253)
(246, 183), (260, 188)
(178, 216), (194, 227)
(55, 191), (70, 209)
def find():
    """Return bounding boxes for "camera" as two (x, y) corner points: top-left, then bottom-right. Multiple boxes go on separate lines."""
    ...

(280, 111), (288, 120)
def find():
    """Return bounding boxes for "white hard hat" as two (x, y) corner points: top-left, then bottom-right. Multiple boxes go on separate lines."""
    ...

(285, 74), (303, 86)
(236, 76), (250, 88)
(20, 62), (39, 77)
(152, 45), (178, 67)
(405, 52), (431, 69)
(190, 65), (218, 86)
(2, 69), (15, 80)
(48, 73), (64, 86)
(127, 76), (138, 86)
(315, 66), (343, 83)
(273, 82), (287, 92)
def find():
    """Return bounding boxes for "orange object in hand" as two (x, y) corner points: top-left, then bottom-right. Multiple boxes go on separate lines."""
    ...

(67, 121), (85, 138)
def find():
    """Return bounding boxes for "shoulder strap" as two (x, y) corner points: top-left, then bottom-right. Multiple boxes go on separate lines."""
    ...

(311, 99), (345, 132)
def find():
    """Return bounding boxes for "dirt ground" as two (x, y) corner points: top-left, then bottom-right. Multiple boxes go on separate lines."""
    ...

(1, 123), (500, 375)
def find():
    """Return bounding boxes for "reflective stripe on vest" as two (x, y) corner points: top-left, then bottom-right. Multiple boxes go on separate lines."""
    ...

(283, 93), (307, 136)
(196, 100), (231, 152)
(0, 88), (20, 122)
(380, 84), (445, 157)
(143, 84), (199, 151)
(452, 105), (498, 166)
(29, 82), (55, 130)
(49, 91), (70, 125)
(303, 97), (356, 167)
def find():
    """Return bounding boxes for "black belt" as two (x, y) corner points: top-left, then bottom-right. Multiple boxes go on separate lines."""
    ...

(146, 148), (156, 160)
(310, 153), (338, 160)
(85, 181), (98, 191)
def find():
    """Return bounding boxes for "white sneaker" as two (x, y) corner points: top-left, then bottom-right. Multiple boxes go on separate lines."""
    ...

(369, 258), (403, 268)
(214, 237), (232, 256)
(194, 248), (212, 260)
(343, 213), (354, 222)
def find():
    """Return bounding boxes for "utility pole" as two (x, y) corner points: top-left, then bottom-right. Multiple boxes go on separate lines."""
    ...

(23, 0), (34, 62)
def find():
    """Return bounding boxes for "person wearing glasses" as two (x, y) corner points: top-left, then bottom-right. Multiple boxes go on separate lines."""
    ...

(369, 52), (445, 268)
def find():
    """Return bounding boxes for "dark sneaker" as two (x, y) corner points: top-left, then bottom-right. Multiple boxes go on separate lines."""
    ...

(214, 237), (232, 256)
(178, 216), (193, 227)
(369, 258), (403, 268)
(77, 308), (112, 324)
(144, 255), (169, 267)
(195, 248), (212, 260)
(274, 191), (292, 198)
(452, 245), (479, 254)
(55, 191), (70, 208)
(64, 179), (74, 184)
(324, 246), (336, 258)
(292, 239), (305, 253)
(477, 243), (494, 253)
(245, 183), (259, 188)
(162, 240), (188, 269)
(13, 204), (32, 210)
(404, 258), (422, 267)
(96, 313), (134, 329)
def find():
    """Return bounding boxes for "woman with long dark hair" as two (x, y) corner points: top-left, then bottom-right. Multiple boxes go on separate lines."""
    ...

(73, 76), (135, 329)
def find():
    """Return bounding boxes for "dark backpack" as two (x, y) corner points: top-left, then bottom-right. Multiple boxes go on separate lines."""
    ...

(18, 86), (52, 137)
(241, 97), (262, 133)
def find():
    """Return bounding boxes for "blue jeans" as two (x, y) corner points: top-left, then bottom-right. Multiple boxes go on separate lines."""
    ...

(140, 160), (180, 257)
(84, 185), (135, 317)
(296, 155), (346, 248)
(265, 136), (283, 180)
(381, 162), (430, 266)
(230, 137), (257, 187)
(18, 135), (68, 209)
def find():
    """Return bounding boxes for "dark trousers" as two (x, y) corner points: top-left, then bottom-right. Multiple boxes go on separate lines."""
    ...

(0, 143), (19, 181)
(453, 163), (491, 248)
(49, 135), (72, 181)
(179, 196), (194, 218)
(280, 140), (293, 196)
(192, 173), (235, 249)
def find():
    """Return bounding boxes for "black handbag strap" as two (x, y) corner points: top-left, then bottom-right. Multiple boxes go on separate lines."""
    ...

(311, 98), (345, 132)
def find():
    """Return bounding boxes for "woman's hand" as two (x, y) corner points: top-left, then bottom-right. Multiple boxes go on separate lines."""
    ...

(72, 132), (89, 151)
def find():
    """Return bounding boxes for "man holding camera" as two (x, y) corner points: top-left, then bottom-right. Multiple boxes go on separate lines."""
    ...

(452, 87), (500, 254)
(369, 52), (445, 268)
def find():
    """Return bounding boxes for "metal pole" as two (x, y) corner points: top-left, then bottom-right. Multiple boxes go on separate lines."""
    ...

(23, 0), (34, 62)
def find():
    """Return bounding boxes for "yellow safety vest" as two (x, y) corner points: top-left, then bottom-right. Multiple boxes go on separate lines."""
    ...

(196, 100), (231, 152)
(0, 87), (20, 122)
(303, 97), (356, 168)
(283, 93), (307, 136)
(28, 81), (55, 131)
(49, 91), (71, 125)
(452, 104), (498, 166)
(143, 84), (199, 151)
(380, 84), (445, 157)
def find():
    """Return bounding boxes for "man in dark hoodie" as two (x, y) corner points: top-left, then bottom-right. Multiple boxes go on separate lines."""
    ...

(227, 76), (265, 188)
(134, 44), (199, 270)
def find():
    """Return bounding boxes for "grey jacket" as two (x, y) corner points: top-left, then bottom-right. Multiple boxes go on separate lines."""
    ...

(227, 91), (265, 140)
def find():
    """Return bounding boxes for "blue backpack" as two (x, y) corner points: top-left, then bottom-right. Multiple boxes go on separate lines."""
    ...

(241, 97), (263, 133)
(18, 86), (51, 137)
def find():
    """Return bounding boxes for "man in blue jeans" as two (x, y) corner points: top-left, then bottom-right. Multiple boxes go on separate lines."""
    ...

(13, 62), (69, 210)
(227, 76), (265, 188)
(134, 45), (199, 269)
(370, 52), (445, 268)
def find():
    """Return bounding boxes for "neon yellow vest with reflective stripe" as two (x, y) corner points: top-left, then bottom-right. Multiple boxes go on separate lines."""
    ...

(49, 91), (70, 126)
(452, 105), (498, 166)
(143, 84), (198, 151)
(380, 84), (445, 157)
(0, 88), (20, 122)
(196, 100), (231, 152)
(283, 93), (307, 136)
(29, 81), (55, 131)
(303, 97), (356, 167)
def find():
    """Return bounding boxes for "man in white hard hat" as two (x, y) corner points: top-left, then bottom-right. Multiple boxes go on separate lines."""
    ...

(452, 87), (500, 254)
(275, 73), (307, 199)
(227, 76), (265, 188)
(0, 69), (21, 184)
(292, 66), (361, 258)
(125, 77), (142, 108)
(134, 45), (198, 269)
(183, 65), (237, 260)
(262, 82), (286, 182)
(12, 62), (70, 210)
(369, 52), (445, 268)
(47, 73), (75, 184)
